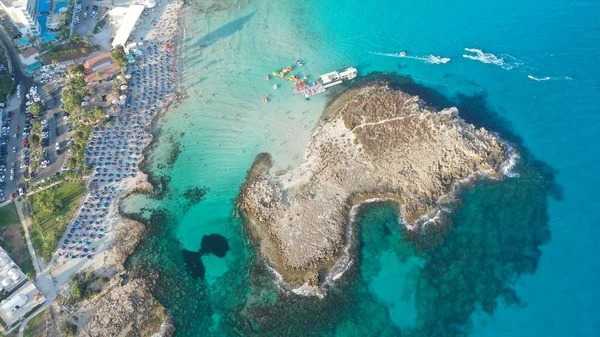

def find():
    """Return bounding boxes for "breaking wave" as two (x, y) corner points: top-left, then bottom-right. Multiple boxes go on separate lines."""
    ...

(370, 51), (451, 64)
(528, 75), (573, 81)
(462, 48), (523, 70)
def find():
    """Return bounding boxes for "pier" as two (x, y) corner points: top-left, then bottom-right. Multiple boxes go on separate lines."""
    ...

(292, 67), (357, 98)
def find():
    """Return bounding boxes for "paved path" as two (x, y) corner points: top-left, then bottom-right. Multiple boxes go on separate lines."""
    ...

(13, 197), (58, 337)
(13, 198), (42, 275)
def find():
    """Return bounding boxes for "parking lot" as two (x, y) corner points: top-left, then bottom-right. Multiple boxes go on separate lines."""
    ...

(0, 84), (73, 203)
(73, 0), (102, 38)
(0, 94), (22, 203)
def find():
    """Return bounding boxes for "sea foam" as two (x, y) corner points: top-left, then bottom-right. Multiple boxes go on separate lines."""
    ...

(370, 51), (451, 64)
(528, 75), (573, 81)
(462, 48), (523, 70)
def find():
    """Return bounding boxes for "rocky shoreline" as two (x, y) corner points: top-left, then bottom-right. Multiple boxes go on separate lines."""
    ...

(239, 82), (509, 292)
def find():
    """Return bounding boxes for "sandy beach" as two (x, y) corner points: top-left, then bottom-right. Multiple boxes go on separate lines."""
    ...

(46, 0), (187, 315)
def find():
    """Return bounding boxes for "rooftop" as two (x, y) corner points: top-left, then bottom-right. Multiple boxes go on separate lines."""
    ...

(0, 281), (45, 327)
(0, 248), (26, 294)
(111, 5), (145, 49)
(20, 47), (38, 59)
(84, 53), (121, 82)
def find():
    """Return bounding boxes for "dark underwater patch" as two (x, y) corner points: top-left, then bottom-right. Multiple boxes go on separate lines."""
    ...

(180, 234), (230, 279)
(199, 234), (230, 258)
(182, 186), (210, 211)
(182, 249), (205, 279)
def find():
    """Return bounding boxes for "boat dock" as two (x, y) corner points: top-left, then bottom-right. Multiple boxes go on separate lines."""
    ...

(292, 67), (357, 98)
(294, 81), (326, 97)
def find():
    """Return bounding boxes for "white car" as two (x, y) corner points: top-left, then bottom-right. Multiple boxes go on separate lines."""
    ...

(18, 188), (24, 196)
(55, 142), (60, 150)
(9, 174), (14, 181)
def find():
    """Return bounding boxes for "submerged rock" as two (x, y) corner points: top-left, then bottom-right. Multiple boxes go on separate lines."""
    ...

(239, 82), (508, 290)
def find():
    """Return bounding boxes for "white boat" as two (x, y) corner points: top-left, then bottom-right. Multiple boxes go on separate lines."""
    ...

(319, 67), (358, 88)
(273, 84), (278, 90)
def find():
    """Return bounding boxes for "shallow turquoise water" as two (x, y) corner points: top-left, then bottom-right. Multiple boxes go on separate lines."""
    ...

(124, 0), (600, 336)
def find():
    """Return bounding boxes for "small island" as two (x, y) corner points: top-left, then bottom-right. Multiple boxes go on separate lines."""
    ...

(240, 82), (508, 292)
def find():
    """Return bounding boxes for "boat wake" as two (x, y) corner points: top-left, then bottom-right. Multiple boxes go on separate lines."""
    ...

(528, 75), (573, 81)
(370, 52), (451, 64)
(462, 48), (522, 70)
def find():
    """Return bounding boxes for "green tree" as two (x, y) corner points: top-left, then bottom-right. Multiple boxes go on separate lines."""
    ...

(0, 77), (16, 101)
(91, 106), (105, 120)
(30, 133), (40, 144)
(66, 157), (77, 170)
(96, 71), (104, 80)
(41, 233), (59, 259)
(70, 33), (80, 45)
(112, 78), (120, 95)
(69, 64), (85, 75)
(61, 322), (77, 337)
(29, 35), (39, 48)
(36, 189), (62, 212)
(29, 102), (42, 116)
(70, 281), (82, 300)
(111, 45), (128, 69)
(83, 35), (91, 45)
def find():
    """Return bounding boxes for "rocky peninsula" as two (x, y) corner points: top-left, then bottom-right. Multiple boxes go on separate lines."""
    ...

(240, 82), (508, 291)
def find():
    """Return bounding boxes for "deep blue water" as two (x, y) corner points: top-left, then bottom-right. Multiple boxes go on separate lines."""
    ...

(124, 0), (600, 336)
(308, 1), (600, 334)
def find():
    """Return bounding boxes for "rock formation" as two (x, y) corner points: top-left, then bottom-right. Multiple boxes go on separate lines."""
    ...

(240, 82), (508, 290)
(72, 216), (173, 337)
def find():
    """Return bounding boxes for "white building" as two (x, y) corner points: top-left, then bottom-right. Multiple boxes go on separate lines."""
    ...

(0, 294), (26, 314)
(110, 5), (145, 49)
(18, 47), (39, 66)
(0, 0), (41, 37)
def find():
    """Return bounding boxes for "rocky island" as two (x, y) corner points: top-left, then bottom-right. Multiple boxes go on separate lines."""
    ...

(240, 82), (509, 292)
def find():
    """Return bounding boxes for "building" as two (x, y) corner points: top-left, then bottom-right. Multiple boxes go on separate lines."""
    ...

(18, 47), (39, 66)
(110, 5), (145, 49)
(0, 294), (26, 314)
(0, 248), (26, 294)
(83, 52), (121, 82)
(0, 0), (40, 37)
(0, 281), (46, 328)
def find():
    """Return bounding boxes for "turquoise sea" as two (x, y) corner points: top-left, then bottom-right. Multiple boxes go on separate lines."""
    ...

(122, 0), (600, 336)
